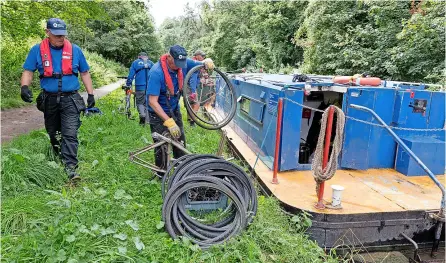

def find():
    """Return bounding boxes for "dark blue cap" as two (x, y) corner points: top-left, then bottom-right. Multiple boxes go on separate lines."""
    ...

(169, 45), (187, 68)
(47, 18), (67, 36)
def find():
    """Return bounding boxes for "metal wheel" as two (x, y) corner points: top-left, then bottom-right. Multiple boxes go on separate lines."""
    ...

(183, 65), (236, 130)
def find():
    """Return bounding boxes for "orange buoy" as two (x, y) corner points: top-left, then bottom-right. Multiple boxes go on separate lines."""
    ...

(333, 76), (381, 86)
(332, 76), (352, 85)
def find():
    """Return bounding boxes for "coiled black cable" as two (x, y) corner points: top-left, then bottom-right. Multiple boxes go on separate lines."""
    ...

(161, 154), (258, 248)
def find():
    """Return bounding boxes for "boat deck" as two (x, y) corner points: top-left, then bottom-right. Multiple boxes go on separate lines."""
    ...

(223, 124), (444, 214)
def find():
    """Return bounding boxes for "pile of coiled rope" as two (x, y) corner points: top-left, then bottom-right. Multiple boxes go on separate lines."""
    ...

(161, 154), (258, 249)
(311, 106), (345, 184)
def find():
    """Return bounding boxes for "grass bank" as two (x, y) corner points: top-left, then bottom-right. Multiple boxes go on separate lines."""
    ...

(1, 91), (339, 262)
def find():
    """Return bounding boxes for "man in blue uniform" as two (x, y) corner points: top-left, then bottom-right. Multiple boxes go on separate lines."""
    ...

(146, 45), (214, 173)
(125, 52), (154, 125)
(20, 18), (95, 181)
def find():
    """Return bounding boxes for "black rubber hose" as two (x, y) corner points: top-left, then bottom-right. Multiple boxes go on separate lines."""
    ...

(161, 154), (258, 248)
(161, 154), (221, 198)
(163, 177), (246, 248)
(168, 159), (257, 223)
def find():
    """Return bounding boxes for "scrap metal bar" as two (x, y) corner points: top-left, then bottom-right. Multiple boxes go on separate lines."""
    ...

(132, 156), (155, 167)
(349, 104), (445, 212)
(130, 140), (166, 157)
(401, 233), (421, 263)
(152, 132), (192, 154)
(131, 158), (166, 173)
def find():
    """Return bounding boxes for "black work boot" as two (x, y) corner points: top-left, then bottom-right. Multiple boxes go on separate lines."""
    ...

(139, 116), (146, 126)
(65, 166), (81, 182)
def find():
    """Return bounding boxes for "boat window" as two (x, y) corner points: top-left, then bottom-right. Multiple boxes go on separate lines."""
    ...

(240, 97), (251, 114)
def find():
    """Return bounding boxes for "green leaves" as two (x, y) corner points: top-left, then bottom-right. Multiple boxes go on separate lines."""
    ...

(114, 189), (133, 200)
(56, 250), (67, 262)
(100, 227), (116, 236)
(156, 0), (443, 84)
(296, 0), (444, 83)
(91, 160), (99, 168)
(65, 235), (76, 243)
(156, 221), (165, 230)
(118, 246), (127, 255)
(291, 211), (313, 232)
(79, 1), (162, 65)
(125, 220), (139, 231)
(133, 236), (145, 251)
(113, 233), (128, 241)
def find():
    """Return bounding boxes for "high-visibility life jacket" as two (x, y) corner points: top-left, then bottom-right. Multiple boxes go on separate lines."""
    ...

(39, 38), (76, 79)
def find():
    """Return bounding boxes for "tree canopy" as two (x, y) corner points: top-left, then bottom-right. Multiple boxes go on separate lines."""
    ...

(158, 0), (445, 84)
(1, 0), (162, 66)
(1, 0), (444, 84)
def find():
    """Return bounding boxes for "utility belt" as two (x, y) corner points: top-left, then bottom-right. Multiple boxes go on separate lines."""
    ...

(44, 91), (78, 96)
(37, 72), (84, 112)
(37, 90), (84, 113)
(39, 73), (66, 104)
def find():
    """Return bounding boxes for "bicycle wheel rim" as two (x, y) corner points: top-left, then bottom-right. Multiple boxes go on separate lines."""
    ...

(183, 66), (237, 130)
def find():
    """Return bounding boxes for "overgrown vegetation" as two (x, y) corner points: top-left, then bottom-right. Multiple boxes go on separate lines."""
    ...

(1, 92), (339, 262)
(159, 0), (445, 84)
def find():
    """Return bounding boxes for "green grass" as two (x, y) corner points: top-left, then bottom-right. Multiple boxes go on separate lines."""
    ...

(1, 90), (340, 263)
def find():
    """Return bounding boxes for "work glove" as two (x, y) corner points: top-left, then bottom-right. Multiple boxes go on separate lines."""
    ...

(21, 85), (33, 103)
(87, 94), (95, 108)
(163, 117), (181, 139)
(203, 58), (215, 71)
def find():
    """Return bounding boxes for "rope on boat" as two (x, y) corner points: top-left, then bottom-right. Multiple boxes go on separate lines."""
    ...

(311, 106), (346, 183)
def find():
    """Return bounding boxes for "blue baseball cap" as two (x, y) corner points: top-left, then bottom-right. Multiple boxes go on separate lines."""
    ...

(47, 18), (67, 36)
(169, 45), (187, 68)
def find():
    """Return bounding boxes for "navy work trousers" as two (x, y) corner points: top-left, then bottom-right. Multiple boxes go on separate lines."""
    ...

(43, 92), (83, 168)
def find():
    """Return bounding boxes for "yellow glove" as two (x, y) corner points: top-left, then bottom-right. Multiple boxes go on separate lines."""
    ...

(163, 118), (181, 139)
(203, 58), (215, 71)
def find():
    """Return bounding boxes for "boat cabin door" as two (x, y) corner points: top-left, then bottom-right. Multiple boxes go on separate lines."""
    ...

(341, 88), (376, 170)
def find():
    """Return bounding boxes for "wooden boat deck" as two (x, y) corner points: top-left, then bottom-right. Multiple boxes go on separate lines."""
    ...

(222, 124), (445, 214)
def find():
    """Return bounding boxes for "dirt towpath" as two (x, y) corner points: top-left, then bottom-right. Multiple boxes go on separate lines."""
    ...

(1, 80), (124, 143)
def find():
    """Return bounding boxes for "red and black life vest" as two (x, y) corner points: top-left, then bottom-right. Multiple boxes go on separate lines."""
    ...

(39, 38), (77, 79)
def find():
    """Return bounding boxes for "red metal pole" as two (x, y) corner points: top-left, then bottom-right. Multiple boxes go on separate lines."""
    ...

(272, 98), (284, 184)
(315, 106), (335, 209)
